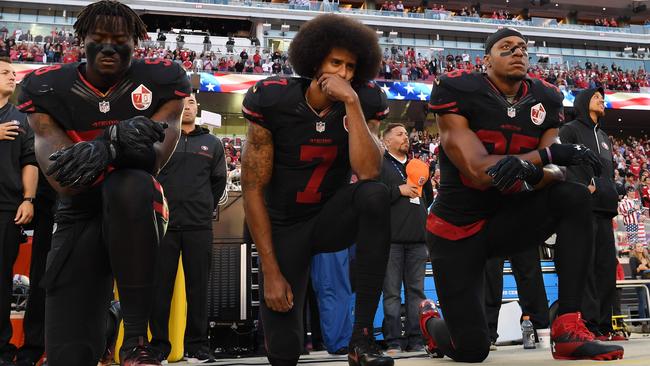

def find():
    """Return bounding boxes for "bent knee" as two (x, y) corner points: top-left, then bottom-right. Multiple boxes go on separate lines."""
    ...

(353, 180), (390, 214)
(452, 345), (489, 363)
(550, 181), (591, 212)
(102, 169), (154, 207)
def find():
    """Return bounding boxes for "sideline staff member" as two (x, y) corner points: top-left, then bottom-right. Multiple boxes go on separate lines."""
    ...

(559, 88), (622, 340)
(150, 93), (227, 363)
(0, 57), (38, 365)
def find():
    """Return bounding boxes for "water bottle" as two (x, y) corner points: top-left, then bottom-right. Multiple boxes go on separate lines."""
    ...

(522, 316), (536, 349)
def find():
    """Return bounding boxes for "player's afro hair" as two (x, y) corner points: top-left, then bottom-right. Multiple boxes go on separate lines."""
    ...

(74, 0), (148, 44)
(289, 14), (381, 83)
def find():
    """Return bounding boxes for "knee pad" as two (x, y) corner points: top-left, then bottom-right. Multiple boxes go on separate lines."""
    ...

(453, 348), (489, 363)
(102, 170), (167, 245)
(352, 180), (390, 214)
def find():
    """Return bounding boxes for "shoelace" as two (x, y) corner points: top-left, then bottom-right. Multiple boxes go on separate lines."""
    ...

(566, 318), (596, 342)
(124, 345), (160, 363)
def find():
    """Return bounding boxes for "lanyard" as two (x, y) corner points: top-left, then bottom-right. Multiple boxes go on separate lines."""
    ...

(389, 158), (407, 182)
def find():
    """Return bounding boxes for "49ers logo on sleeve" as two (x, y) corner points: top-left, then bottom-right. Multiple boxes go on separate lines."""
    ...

(131, 84), (153, 110)
(530, 103), (546, 125)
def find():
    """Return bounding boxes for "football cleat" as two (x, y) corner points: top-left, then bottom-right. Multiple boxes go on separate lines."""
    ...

(551, 312), (624, 361)
(418, 299), (444, 358)
(121, 337), (162, 366)
(347, 329), (394, 366)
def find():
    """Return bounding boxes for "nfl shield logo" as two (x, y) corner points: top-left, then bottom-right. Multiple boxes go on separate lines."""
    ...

(316, 121), (326, 133)
(507, 107), (516, 118)
(131, 84), (153, 111)
(530, 103), (546, 125)
(98, 100), (110, 114)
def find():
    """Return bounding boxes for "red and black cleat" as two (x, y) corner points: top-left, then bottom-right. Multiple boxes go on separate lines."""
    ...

(551, 312), (624, 361)
(121, 337), (162, 366)
(418, 299), (444, 359)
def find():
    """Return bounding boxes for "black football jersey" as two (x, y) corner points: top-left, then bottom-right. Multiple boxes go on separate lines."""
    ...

(18, 59), (191, 221)
(427, 70), (563, 235)
(242, 76), (389, 225)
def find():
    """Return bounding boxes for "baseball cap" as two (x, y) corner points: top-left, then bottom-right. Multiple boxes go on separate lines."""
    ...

(406, 159), (430, 197)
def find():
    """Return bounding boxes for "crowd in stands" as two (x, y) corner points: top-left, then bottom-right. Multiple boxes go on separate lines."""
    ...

(2, 25), (650, 91)
(529, 63), (649, 92)
(595, 18), (619, 28)
(613, 136), (650, 210)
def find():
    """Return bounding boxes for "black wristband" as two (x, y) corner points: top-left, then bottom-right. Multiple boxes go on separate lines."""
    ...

(524, 163), (544, 186)
(539, 147), (551, 166)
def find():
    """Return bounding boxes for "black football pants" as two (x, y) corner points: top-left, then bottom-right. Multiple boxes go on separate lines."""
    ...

(259, 180), (391, 365)
(150, 229), (212, 357)
(581, 215), (617, 334)
(485, 246), (549, 343)
(425, 181), (593, 363)
(44, 169), (166, 366)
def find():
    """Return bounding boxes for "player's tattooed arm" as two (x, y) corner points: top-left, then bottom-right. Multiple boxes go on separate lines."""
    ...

(27, 113), (80, 195)
(241, 122), (294, 313)
(151, 99), (184, 174)
(241, 122), (275, 268)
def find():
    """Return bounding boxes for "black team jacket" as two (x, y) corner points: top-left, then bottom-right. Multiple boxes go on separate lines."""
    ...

(158, 126), (227, 230)
(0, 103), (36, 212)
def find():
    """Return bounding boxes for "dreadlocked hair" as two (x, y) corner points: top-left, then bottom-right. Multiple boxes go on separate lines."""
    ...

(289, 14), (381, 83)
(74, 0), (148, 44)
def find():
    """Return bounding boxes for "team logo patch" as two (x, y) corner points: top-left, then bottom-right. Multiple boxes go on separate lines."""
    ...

(530, 103), (546, 125)
(99, 100), (110, 114)
(131, 84), (153, 111)
(343, 115), (349, 132)
(316, 121), (326, 133)
(201, 145), (209, 151)
(602, 142), (609, 150)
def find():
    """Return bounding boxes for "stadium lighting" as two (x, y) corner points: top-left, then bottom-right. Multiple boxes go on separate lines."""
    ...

(623, 46), (633, 54)
(376, 30), (383, 37)
(262, 23), (271, 31)
(281, 24), (290, 32)
(389, 31), (398, 39)
(527, 40), (536, 45)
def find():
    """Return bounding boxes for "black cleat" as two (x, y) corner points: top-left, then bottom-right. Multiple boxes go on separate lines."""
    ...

(347, 329), (394, 366)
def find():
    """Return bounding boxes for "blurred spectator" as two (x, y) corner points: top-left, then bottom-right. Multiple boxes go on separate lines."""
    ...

(225, 37), (235, 54)
(203, 35), (211, 53)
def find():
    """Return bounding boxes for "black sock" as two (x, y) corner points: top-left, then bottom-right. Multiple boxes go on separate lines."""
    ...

(119, 285), (155, 348)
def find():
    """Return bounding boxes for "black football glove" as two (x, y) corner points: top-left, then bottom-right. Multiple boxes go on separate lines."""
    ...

(540, 143), (602, 177)
(486, 156), (543, 192)
(46, 140), (113, 187)
(102, 116), (167, 157)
